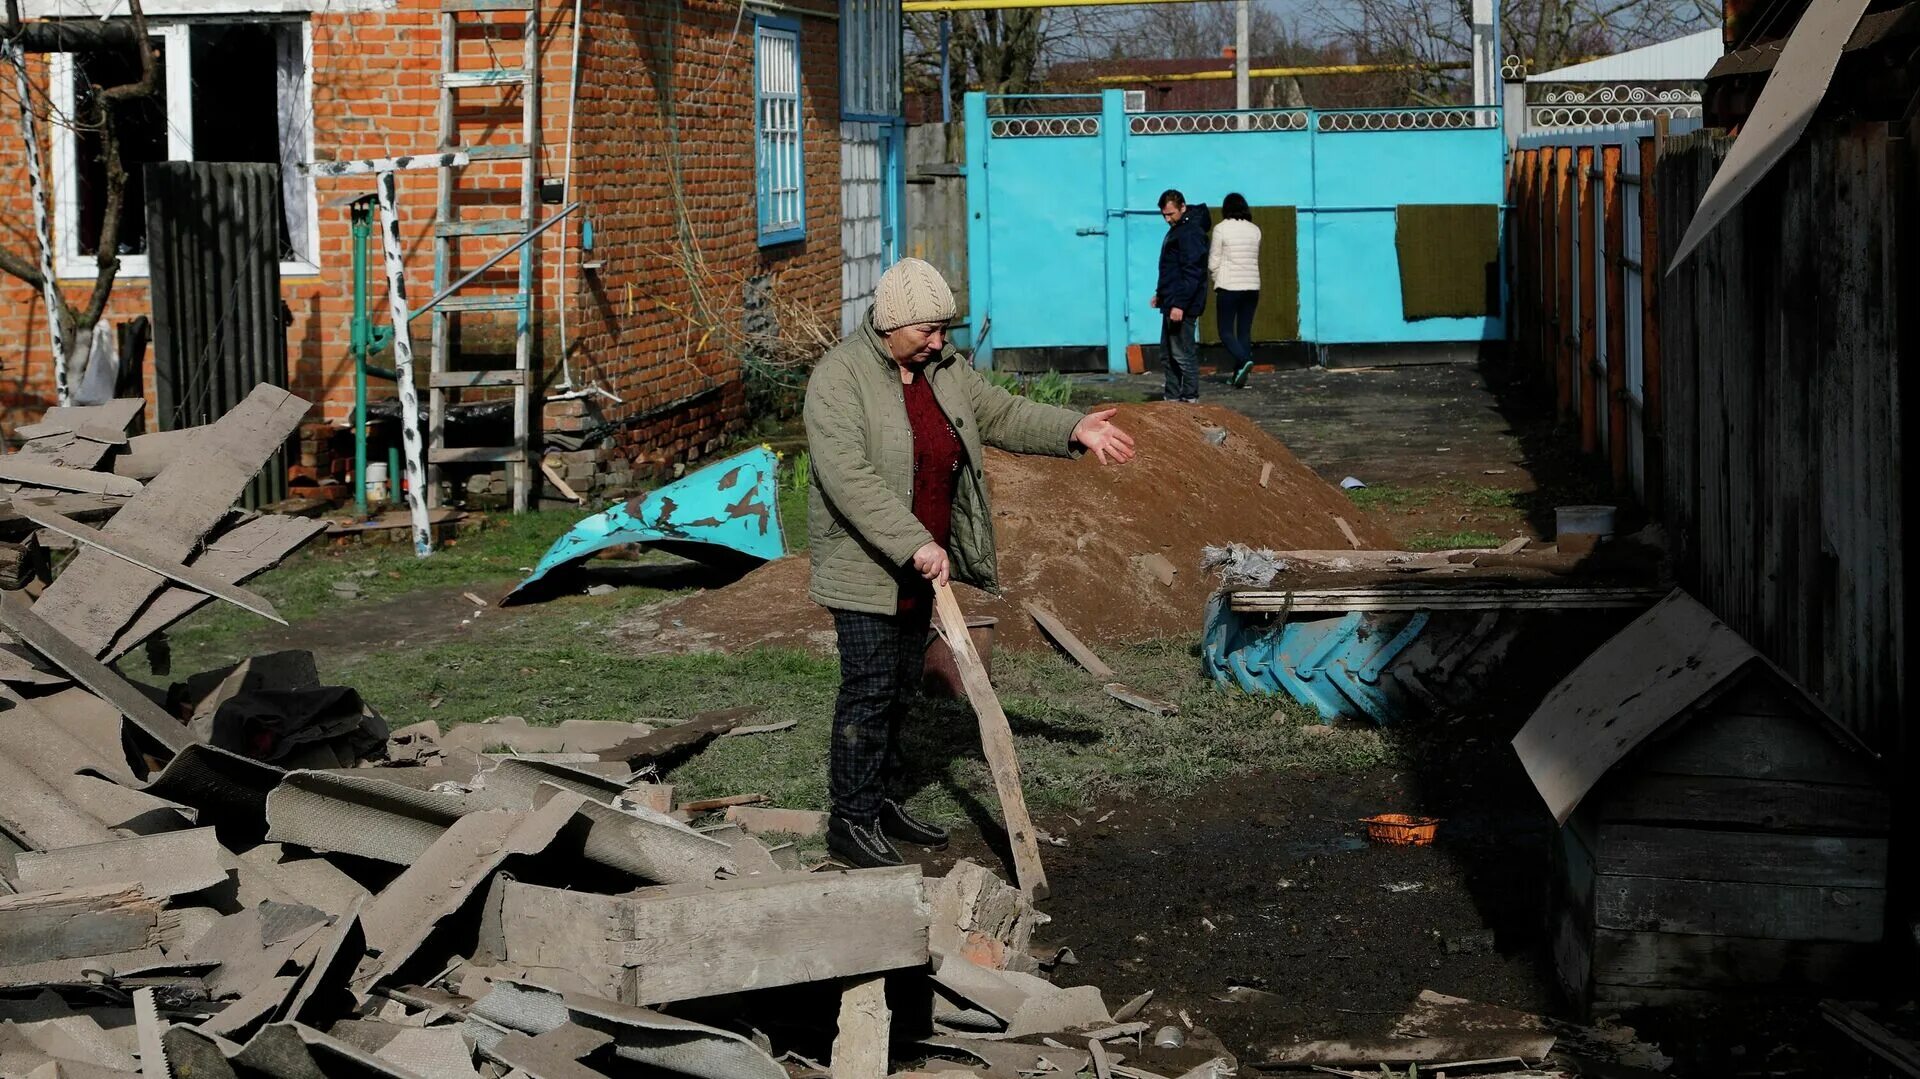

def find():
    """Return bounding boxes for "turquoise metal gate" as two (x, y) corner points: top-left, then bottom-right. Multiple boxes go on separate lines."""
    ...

(964, 90), (1507, 372)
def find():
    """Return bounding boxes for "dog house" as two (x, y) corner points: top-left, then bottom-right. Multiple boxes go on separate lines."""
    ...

(1513, 590), (1891, 1014)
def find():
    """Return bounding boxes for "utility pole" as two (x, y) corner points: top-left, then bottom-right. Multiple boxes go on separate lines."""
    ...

(1234, 0), (1250, 110)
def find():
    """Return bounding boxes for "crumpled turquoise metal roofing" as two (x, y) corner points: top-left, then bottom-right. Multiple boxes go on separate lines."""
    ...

(507, 446), (785, 600)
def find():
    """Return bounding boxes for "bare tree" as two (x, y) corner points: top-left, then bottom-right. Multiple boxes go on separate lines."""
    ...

(1, 0), (159, 394)
(905, 6), (1136, 114)
(1318, 0), (1714, 102)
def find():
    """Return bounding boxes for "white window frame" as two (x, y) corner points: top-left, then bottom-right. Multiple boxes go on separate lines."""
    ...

(47, 15), (319, 279)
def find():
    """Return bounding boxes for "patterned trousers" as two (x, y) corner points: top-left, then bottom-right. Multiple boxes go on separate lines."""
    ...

(830, 606), (932, 822)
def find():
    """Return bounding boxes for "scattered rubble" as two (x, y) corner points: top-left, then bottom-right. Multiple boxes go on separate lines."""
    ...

(0, 387), (1172, 1078)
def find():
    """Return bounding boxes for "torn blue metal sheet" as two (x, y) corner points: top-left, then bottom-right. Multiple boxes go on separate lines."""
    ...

(508, 446), (785, 599)
(1202, 595), (1430, 723)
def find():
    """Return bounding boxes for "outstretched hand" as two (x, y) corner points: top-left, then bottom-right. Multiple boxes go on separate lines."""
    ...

(1073, 408), (1136, 465)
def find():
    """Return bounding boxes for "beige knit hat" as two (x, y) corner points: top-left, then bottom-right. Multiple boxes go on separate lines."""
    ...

(871, 257), (957, 332)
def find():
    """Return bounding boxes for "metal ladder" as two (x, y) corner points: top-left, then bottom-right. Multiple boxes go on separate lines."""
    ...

(428, 0), (539, 512)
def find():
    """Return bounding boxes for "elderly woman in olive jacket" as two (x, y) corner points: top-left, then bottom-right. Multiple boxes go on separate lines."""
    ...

(805, 258), (1134, 868)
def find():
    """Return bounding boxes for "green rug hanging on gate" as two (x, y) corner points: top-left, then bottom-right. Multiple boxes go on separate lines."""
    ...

(1394, 203), (1500, 320)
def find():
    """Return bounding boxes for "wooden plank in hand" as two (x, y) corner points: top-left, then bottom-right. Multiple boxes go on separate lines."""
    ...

(1022, 601), (1116, 680)
(934, 582), (1048, 901)
(19, 505), (284, 624)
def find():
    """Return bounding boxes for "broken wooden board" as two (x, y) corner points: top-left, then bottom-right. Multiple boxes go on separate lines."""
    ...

(1023, 602), (1116, 680)
(14, 828), (226, 899)
(1821, 1000), (1920, 1078)
(0, 591), (194, 754)
(18, 505), (283, 624)
(0, 494), (126, 530)
(833, 974), (891, 1079)
(597, 707), (760, 766)
(32, 384), (309, 658)
(724, 805), (828, 839)
(104, 515), (327, 662)
(0, 886), (169, 968)
(499, 865), (929, 1005)
(0, 461), (141, 497)
(678, 793), (768, 813)
(1260, 1032), (1557, 1067)
(934, 583), (1047, 901)
(13, 401), (146, 441)
(1103, 683), (1179, 717)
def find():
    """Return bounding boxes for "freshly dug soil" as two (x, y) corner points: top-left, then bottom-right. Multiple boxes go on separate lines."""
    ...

(619, 402), (1395, 654)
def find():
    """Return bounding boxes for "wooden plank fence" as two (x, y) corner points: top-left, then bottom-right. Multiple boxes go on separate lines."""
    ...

(1511, 117), (1915, 760)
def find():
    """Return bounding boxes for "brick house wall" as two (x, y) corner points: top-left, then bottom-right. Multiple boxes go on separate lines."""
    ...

(0, 0), (841, 497)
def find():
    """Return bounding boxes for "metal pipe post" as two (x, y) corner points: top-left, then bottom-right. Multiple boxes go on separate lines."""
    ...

(351, 199), (372, 517)
(939, 14), (952, 124)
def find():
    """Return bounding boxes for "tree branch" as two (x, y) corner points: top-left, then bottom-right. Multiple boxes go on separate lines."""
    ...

(0, 245), (44, 290)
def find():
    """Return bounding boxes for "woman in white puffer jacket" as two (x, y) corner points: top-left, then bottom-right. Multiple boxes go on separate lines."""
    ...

(1209, 192), (1261, 388)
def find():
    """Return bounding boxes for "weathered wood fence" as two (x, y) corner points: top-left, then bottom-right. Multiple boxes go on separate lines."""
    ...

(1511, 118), (1915, 760)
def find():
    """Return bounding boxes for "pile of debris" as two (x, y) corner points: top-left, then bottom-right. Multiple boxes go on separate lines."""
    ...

(0, 387), (1206, 1077)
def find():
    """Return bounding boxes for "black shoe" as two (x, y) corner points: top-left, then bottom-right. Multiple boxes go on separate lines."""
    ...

(879, 799), (950, 849)
(828, 815), (904, 868)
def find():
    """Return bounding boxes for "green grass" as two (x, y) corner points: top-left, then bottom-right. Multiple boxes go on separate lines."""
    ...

(1457, 483), (1524, 509)
(147, 479), (1392, 832)
(1343, 484), (1438, 510)
(669, 635), (1391, 825)
(1409, 529), (1504, 551)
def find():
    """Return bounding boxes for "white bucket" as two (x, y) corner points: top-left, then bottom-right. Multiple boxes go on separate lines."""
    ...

(366, 462), (390, 503)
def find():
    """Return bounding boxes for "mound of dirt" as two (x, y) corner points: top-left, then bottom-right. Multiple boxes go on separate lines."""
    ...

(617, 402), (1394, 655)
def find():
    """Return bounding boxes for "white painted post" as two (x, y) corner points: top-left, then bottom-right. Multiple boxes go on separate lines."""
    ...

(7, 45), (72, 406)
(1234, 0), (1250, 109)
(1471, 0), (1498, 109)
(371, 169), (435, 558)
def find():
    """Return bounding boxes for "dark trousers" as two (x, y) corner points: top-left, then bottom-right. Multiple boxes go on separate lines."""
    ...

(830, 606), (932, 821)
(1216, 289), (1259, 368)
(1161, 314), (1199, 401)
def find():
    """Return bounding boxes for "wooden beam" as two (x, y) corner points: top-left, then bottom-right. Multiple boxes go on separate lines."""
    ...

(832, 974), (892, 1079)
(1821, 1000), (1920, 1077)
(0, 460), (142, 497)
(935, 583), (1047, 901)
(597, 707), (759, 767)
(1603, 143), (1629, 489)
(1103, 683), (1179, 717)
(0, 592), (193, 754)
(1577, 145), (1599, 455)
(499, 866), (929, 1005)
(19, 505), (284, 624)
(0, 886), (167, 968)
(1022, 601), (1116, 679)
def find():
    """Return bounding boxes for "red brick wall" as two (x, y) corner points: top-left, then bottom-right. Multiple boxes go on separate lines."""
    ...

(0, 0), (841, 490)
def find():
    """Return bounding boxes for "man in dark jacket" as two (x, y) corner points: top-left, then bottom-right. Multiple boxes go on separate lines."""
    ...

(1151, 188), (1208, 403)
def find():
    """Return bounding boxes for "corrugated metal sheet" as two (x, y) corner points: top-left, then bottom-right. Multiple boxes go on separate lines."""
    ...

(1527, 29), (1725, 83)
(143, 161), (290, 508)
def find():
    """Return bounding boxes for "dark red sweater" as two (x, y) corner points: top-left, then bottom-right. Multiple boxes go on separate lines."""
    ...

(898, 370), (963, 613)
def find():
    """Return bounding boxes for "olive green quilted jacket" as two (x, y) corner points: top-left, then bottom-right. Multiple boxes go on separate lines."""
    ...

(803, 322), (1082, 614)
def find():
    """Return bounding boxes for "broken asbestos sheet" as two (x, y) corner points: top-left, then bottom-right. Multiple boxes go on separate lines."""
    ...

(504, 446), (784, 601)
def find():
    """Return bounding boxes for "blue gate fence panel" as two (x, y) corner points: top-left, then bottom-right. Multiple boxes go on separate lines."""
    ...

(965, 91), (1508, 371)
(975, 112), (1108, 350)
(1122, 113), (1315, 345)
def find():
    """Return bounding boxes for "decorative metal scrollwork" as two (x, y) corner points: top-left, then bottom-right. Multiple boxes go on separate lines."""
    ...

(988, 116), (1101, 138)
